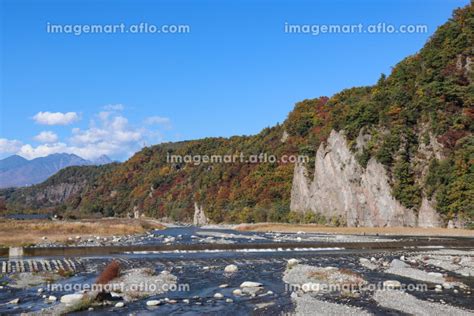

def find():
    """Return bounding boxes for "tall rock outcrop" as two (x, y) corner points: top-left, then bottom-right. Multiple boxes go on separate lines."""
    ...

(417, 198), (441, 228)
(193, 202), (209, 226)
(290, 130), (440, 227)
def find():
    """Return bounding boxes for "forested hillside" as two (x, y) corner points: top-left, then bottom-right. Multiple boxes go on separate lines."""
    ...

(72, 101), (327, 222)
(1, 164), (117, 215)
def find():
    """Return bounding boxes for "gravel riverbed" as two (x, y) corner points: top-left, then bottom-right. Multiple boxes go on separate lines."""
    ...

(0, 227), (472, 315)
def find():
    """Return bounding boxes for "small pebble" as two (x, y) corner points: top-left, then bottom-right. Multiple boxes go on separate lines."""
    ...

(232, 289), (242, 296)
(146, 300), (161, 306)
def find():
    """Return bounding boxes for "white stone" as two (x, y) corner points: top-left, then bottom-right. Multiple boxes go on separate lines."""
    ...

(287, 258), (299, 268)
(359, 258), (377, 270)
(224, 264), (238, 273)
(232, 289), (242, 296)
(240, 281), (263, 288)
(442, 283), (453, 289)
(214, 293), (224, 299)
(226, 298), (233, 303)
(8, 298), (20, 304)
(163, 237), (175, 243)
(115, 302), (124, 308)
(48, 295), (57, 302)
(146, 300), (161, 306)
(60, 294), (83, 305)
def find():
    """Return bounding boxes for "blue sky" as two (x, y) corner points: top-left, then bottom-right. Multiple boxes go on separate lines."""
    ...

(0, 0), (469, 161)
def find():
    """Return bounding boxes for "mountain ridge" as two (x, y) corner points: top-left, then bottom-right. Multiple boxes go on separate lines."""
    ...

(0, 153), (112, 188)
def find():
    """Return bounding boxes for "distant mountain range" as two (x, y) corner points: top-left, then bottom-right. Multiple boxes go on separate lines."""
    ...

(0, 153), (112, 188)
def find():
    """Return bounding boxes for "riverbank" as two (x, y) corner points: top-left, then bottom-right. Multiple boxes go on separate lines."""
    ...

(236, 223), (474, 237)
(0, 218), (165, 247)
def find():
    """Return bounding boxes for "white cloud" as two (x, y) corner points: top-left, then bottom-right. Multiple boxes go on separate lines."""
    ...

(26, 112), (145, 160)
(102, 104), (124, 111)
(33, 131), (59, 143)
(145, 116), (171, 127)
(18, 143), (69, 160)
(67, 112), (144, 159)
(5, 106), (171, 160)
(33, 111), (80, 125)
(0, 138), (23, 154)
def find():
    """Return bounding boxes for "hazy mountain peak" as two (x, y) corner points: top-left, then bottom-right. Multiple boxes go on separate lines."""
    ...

(0, 152), (109, 188)
(0, 155), (29, 171)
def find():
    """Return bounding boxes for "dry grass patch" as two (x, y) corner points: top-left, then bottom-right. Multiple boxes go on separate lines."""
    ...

(236, 223), (474, 237)
(307, 270), (330, 280)
(0, 218), (165, 247)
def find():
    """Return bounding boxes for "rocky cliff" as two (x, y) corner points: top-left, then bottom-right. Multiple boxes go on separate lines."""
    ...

(290, 130), (441, 227)
(25, 181), (88, 206)
(193, 202), (209, 226)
